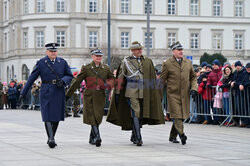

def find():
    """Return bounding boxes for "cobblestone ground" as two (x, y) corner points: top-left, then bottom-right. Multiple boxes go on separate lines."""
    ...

(0, 109), (250, 166)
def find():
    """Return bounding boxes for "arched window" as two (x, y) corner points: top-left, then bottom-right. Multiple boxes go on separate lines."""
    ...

(22, 64), (29, 81)
(11, 65), (14, 79)
(7, 66), (9, 83)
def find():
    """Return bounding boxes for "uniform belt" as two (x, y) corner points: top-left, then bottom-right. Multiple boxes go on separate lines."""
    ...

(42, 79), (57, 84)
(127, 79), (143, 84)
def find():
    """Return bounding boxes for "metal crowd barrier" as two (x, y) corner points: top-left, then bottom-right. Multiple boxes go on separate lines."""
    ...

(189, 86), (250, 126)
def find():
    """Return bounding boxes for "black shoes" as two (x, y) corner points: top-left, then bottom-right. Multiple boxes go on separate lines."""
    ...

(180, 134), (187, 145)
(45, 122), (57, 148)
(132, 117), (143, 146)
(91, 126), (102, 147)
(169, 138), (180, 143)
(65, 112), (72, 118)
(73, 113), (80, 117)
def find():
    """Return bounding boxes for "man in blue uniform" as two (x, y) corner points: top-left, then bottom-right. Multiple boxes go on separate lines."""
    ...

(20, 43), (73, 148)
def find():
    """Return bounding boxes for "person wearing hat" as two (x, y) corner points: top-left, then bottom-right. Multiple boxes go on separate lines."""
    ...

(20, 43), (73, 148)
(160, 41), (197, 145)
(107, 41), (165, 146)
(230, 61), (246, 126)
(201, 61), (208, 69)
(239, 62), (250, 127)
(66, 48), (115, 147)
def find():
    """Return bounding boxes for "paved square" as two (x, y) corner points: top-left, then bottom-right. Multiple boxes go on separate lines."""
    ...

(0, 109), (249, 166)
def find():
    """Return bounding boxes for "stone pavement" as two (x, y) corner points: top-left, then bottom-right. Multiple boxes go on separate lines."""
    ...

(0, 109), (250, 166)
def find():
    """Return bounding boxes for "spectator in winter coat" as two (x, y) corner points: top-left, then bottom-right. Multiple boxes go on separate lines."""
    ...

(198, 75), (213, 124)
(207, 59), (222, 124)
(231, 61), (246, 126)
(217, 65), (234, 125)
(8, 82), (17, 109)
(239, 62), (250, 128)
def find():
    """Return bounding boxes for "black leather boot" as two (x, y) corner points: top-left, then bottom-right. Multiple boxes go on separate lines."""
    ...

(91, 125), (102, 147)
(52, 122), (59, 146)
(73, 112), (80, 117)
(132, 117), (143, 146)
(179, 133), (187, 145)
(169, 137), (180, 143)
(89, 129), (95, 145)
(45, 122), (56, 148)
(130, 129), (136, 144)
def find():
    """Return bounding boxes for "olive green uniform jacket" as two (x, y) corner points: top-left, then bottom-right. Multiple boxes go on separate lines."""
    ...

(160, 56), (197, 119)
(67, 61), (115, 125)
(107, 56), (165, 130)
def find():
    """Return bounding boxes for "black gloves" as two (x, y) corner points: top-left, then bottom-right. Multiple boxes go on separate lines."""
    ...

(190, 90), (197, 99)
(56, 79), (64, 88)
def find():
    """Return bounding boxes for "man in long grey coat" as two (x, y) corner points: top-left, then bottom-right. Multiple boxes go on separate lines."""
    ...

(20, 43), (73, 148)
(160, 41), (197, 145)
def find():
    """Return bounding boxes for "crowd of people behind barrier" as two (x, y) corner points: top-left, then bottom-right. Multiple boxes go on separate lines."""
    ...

(0, 60), (249, 128)
(188, 60), (250, 128)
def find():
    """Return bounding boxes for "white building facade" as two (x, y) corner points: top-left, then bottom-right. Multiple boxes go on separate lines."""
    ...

(0, 0), (250, 82)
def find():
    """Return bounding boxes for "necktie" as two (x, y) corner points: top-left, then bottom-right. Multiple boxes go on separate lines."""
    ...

(51, 60), (55, 64)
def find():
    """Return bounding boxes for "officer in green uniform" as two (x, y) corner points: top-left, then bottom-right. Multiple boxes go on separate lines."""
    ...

(107, 41), (165, 146)
(66, 48), (115, 147)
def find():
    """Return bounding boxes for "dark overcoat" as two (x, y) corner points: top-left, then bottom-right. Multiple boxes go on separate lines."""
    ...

(66, 61), (115, 126)
(21, 56), (73, 122)
(160, 56), (197, 119)
(107, 56), (165, 130)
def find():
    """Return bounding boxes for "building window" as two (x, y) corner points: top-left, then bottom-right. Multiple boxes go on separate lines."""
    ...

(56, 31), (65, 47)
(89, 0), (97, 13)
(36, 31), (44, 48)
(4, 1), (7, 20)
(144, 0), (152, 14)
(168, 0), (176, 15)
(24, 0), (29, 14)
(190, 33), (199, 49)
(168, 32), (176, 47)
(121, 0), (129, 14)
(235, 1), (243, 17)
(37, 0), (45, 13)
(213, 0), (221, 16)
(56, 0), (65, 12)
(144, 32), (153, 49)
(121, 32), (129, 48)
(235, 34), (243, 50)
(190, 0), (199, 16)
(22, 64), (29, 81)
(23, 31), (28, 48)
(4, 33), (8, 52)
(11, 65), (15, 79)
(212, 33), (222, 50)
(89, 31), (98, 48)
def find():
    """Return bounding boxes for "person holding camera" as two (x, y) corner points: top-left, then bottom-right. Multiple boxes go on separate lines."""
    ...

(20, 43), (73, 148)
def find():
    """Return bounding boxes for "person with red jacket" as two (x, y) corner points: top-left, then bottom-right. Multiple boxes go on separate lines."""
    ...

(207, 59), (222, 124)
(217, 65), (234, 125)
(198, 75), (213, 124)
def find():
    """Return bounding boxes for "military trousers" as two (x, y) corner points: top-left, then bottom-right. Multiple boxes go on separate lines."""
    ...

(128, 98), (143, 118)
(170, 118), (184, 139)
